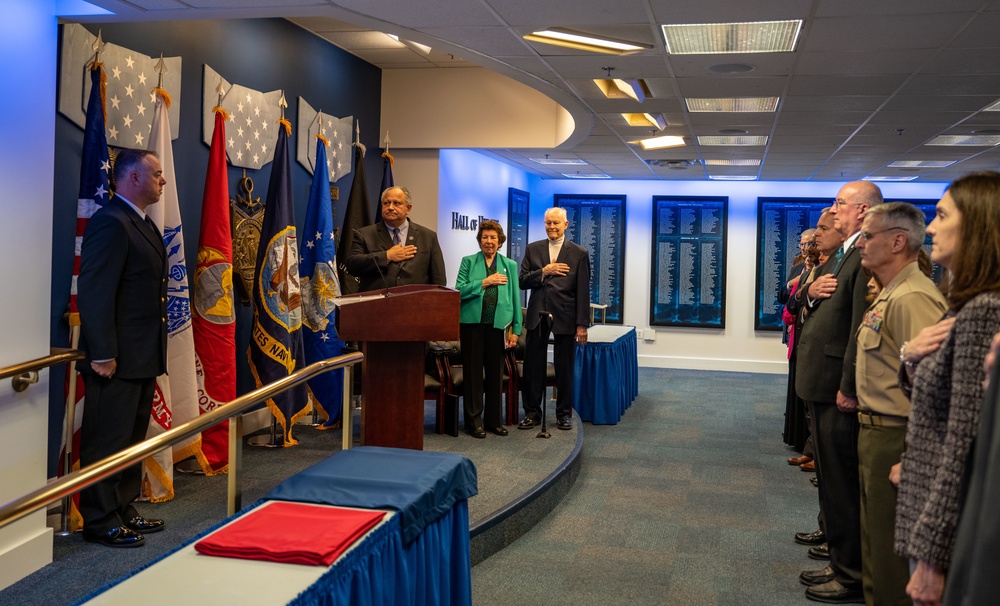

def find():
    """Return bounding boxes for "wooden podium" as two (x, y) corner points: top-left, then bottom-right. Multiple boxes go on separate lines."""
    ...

(337, 284), (459, 450)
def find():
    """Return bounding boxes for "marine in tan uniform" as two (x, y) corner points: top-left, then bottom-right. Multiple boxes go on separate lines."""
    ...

(854, 202), (946, 606)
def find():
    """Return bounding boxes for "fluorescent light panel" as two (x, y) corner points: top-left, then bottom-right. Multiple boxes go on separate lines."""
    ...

(633, 135), (686, 150)
(927, 135), (1000, 146)
(983, 99), (1000, 112)
(887, 160), (956, 168)
(530, 157), (587, 165)
(704, 159), (760, 166)
(708, 175), (757, 181)
(663, 20), (802, 55)
(621, 113), (667, 130)
(698, 135), (768, 146)
(562, 172), (611, 179)
(686, 97), (779, 112)
(525, 28), (651, 55)
(864, 176), (919, 182)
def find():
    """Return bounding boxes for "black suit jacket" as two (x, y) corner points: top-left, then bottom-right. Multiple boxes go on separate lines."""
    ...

(345, 219), (446, 292)
(519, 239), (591, 334)
(77, 196), (168, 379)
(794, 241), (870, 402)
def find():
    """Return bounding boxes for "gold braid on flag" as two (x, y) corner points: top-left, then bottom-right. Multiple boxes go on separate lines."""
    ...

(317, 133), (330, 147)
(87, 61), (107, 124)
(382, 150), (394, 166)
(212, 106), (229, 121)
(278, 118), (292, 136)
(153, 86), (172, 109)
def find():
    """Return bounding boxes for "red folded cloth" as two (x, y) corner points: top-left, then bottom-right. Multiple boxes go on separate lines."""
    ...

(195, 501), (386, 566)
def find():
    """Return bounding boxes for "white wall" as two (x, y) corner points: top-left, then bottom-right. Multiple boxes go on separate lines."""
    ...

(0, 0), (58, 589)
(436, 150), (950, 373)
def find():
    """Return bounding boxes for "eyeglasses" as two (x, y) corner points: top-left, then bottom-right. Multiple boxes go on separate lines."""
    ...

(859, 226), (907, 241)
(833, 198), (864, 209)
(802, 241), (817, 248)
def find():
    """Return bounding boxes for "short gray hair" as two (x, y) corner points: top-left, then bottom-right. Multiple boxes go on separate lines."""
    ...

(381, 186), (412, 205)
(865, 202), (925, 253)
(545, 207), (567, 222)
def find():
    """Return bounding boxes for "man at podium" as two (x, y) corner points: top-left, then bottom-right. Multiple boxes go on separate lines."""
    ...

(346, 186), (447, 291)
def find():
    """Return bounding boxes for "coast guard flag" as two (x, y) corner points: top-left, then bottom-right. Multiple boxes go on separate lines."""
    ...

(144, 88), (202, 500)
(301, 136), (345, 428)
(62, 62), (111, 530)
(192, 107), (237, 474)
(336, 142), (372, 296)
(248, 120), (310, 445)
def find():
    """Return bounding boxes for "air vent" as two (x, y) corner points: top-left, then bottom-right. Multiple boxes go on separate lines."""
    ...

(646, 159), (697, 169)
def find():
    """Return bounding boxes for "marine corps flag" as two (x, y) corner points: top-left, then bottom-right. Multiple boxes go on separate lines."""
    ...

(248, 119), (310, 445)
(336, 141), (371, 296)
(301, 135), (345, 429)
(192, 106), (237, 475)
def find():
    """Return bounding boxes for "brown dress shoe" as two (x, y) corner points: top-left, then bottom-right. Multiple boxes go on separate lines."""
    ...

(788, 455), (813, 466)
(800, 460), (816, 472)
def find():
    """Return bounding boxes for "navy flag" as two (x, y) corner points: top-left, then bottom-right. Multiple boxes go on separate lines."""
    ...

(301, 135), (345, 428)
(380, 149), (394, 203)
(336, 142), (372, 296)
(247, 119), (309, 446)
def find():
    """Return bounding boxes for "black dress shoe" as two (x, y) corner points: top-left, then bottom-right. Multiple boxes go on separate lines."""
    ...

(794, 529), (826, 545)
(488, 426), (508, 436)
(799, 565), (835, 587)
(125, 515), (165, 534)
(804, 579), (864, 603)
(556, 417), (572, 430)
(83, 526), (145, 548)
(467, 426), (486, 438)
(518, 417), (539, 430)
(808, 543), (830, 560)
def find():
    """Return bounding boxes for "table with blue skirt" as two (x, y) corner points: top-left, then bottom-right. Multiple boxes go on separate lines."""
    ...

(573, 325), (639, 425)
(83, 447), (478, 606)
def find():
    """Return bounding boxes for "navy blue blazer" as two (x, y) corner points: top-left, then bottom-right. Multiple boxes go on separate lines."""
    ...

(519, 238), (591, 335)
(345, 219), (447, 292)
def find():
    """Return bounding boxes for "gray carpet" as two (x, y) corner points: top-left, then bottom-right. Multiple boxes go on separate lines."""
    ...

(471, 368), (820, 606)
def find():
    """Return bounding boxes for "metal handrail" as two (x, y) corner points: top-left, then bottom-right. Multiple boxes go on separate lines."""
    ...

(0, 350), (363, 531)
(0, 348), (85, 392)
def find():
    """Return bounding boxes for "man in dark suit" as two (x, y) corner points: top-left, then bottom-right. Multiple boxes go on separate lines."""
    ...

(77, 148), (169, 548)
(345, 186), (446, 292)
(795, 181), (883, 603)
(518, 207), (591, 431)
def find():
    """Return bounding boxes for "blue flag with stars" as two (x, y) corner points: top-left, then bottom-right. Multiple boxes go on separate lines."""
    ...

(301, 136), (345, 428)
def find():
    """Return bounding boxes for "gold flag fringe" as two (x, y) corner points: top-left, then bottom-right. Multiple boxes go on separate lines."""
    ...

(278, 118), (292, 136)
(153, 86), (172, 109)
(382, 150), (395, 167)
(316, 133), (330, 146)
(212, 106), (229, 121)
(87, 61), (107, 125)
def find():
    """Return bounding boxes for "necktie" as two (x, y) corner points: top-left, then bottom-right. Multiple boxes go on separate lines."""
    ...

(829, 246), (845, 271)
(392, 228), (400, 245)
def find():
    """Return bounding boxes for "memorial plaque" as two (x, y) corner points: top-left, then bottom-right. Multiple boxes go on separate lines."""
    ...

(554, 194), (625, 324)
(754, 197), (940, 331)
(650, 196), (728, 328)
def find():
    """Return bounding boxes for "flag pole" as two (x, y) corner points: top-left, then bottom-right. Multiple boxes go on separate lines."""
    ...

(57, 321), (82, 536)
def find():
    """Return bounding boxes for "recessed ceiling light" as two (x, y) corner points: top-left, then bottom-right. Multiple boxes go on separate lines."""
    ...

(927, 135), (1000, 146)
(718, 128), (749, 135)
(530, 157), (588, 165)
(630, 135), (686, 150)
(594, 78), (650, 102)
(698, 135), (768, 146)
(972, 129), (1000, 135)
(983, 99), (1000, 112)
(864, 176), (919, 182)
(662, 20), (803, 55)
(562, 172), (612, 179)
(707, 63), (756, 74)
(887, 160), (956, 168)
(525, 28), (651, 55)
(708, 175), (757, 181)
(704, 159), (761, 166)
(686, 97), (779, 112)
(621, 113), (667, 130)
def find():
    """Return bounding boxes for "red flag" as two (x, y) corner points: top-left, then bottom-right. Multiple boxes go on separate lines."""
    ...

(192, 108), (236, 474)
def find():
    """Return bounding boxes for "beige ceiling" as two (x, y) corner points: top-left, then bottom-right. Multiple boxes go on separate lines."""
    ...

(67, 0), (1000, 182)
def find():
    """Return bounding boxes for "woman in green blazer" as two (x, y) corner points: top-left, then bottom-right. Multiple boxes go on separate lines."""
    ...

(455, 220), (523, 438)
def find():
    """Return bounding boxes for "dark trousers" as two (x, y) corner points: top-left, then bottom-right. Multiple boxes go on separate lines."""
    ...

(521, 322), (576, 421)
(79, 373), (156, 534)
(459, 323), (505, 429)
(808, 400), (862, 587)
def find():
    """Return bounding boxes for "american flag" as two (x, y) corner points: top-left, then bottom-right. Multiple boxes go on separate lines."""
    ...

(296, 96), (353, 182)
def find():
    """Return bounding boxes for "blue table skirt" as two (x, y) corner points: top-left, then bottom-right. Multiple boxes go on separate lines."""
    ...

(573, 326), (639, 424)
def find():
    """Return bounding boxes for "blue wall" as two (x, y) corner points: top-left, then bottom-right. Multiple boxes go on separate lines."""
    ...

(48, 18), (383, 474)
